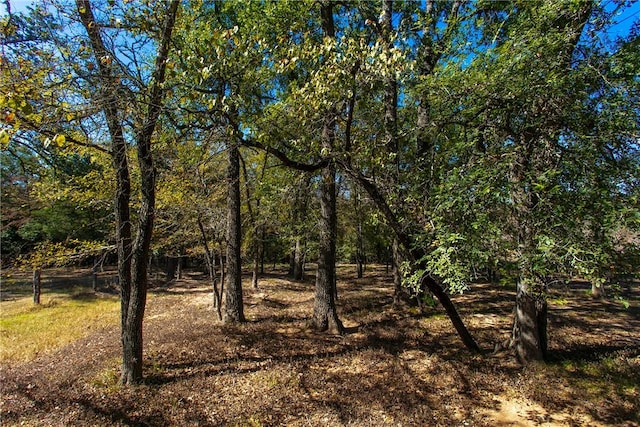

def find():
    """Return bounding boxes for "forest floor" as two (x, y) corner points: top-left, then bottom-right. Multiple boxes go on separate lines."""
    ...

(1, 265), (639, 426)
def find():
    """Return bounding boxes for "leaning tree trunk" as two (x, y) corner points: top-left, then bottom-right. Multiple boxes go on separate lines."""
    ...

(341, 163), (480, 352)
(224, 140), (245, 323)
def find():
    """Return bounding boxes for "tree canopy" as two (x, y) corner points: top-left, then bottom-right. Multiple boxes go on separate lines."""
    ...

(1, 0), (638, 379)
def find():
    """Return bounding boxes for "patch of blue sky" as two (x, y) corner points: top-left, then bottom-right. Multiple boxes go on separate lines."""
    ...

(603, 0), (640, 37)
(1, 0), (35, 16)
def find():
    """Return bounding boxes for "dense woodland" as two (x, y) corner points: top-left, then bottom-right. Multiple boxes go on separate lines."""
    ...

(1, 0), (639, 386)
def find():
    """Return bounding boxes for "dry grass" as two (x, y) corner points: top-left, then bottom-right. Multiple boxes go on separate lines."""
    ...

(0, 273), (119, 363)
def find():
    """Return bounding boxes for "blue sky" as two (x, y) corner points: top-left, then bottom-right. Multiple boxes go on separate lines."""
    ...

(2, 0), (639, 43)
(603, 0), (640, 37)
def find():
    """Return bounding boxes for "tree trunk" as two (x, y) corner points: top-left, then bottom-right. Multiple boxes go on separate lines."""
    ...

(224, 141), (245, 323)
(165, 256), (179, 282)
(293, 237), (304, 280)
(76, 0), (179, 385)
(260, 227), (265, 274)
(289, 249), (295, 276)
(219, 245), (225, 295)
(507, 134), (548, 364)
(198, 216), (222, 320)
(291, 176), (310, 281)
(512, 277), (548, 363)
(422, 274), (480, 352)
(92, 262), (98, 291)
(32, 269), (41, 305)
(312, 1), (343, 334)
(509, 1), (592, 365)
(251, 250), (259, 289)
(313, 162), (343, 333)
(356, 243), (364, 279)
(591, 281), (606, 299)
(121, 125), (156, 385)
(354, 188), (364, 279)
(240, 152), (264, 290)
(340, 164), (480, 352)
(382, 0), (409, 306)
(75, 0), (134, 383)
(211, 256), (222, 319)
(313, 152), (343, 332)
(392, 238), (407, 304)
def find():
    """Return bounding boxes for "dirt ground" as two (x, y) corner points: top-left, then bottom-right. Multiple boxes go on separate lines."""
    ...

(1, 265), (639, 426)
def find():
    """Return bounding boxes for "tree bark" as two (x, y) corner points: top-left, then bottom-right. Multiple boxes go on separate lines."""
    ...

(422, 274), (480, 353)
(291, 175), (310, 281)
(312, 0), (343, 334)
(219, 245), (225, 296)
(76, 0), (179, 385)
(224, 140), (245, 323)
(507, 1), (592, 365)
(165, 256), (179, 282)
(381, 0), (410, 305)
(354, 188), (364, 279)
(512, 277), (548, 363)
(198, 216), (222, 320)
(92, 261), (98, 291)
(240, 152), (263, 290)
(392, 238), (406, 304)
(251, 250), (259, 289)
(591, 282), (606, 299)
(293, 237), (305, 280)
(313, 159), (343, 333)
(507, 133), (548, 364)
(356, 223), (364, 279)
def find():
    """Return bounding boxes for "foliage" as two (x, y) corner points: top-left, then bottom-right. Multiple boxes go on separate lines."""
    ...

(16, 239), (111, 270)
(1, 0), (637, 317)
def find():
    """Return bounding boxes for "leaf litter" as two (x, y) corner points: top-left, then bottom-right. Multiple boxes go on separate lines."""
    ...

(1, 266), (638, 426)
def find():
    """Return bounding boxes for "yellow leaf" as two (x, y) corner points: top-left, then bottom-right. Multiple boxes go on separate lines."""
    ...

(0, 130), (10, 149)
(53, 134), (66, 146)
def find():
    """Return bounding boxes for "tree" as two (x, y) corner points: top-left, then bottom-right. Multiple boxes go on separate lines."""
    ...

(287, 173), (314, 281)
(330, 0), (480, 351)
(420, 0), (639, 362)
(74, 0), (180, 383)
(224, 135), (245, 322)
(1, 3), (112, 261)
(154, 135), (228, 317)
